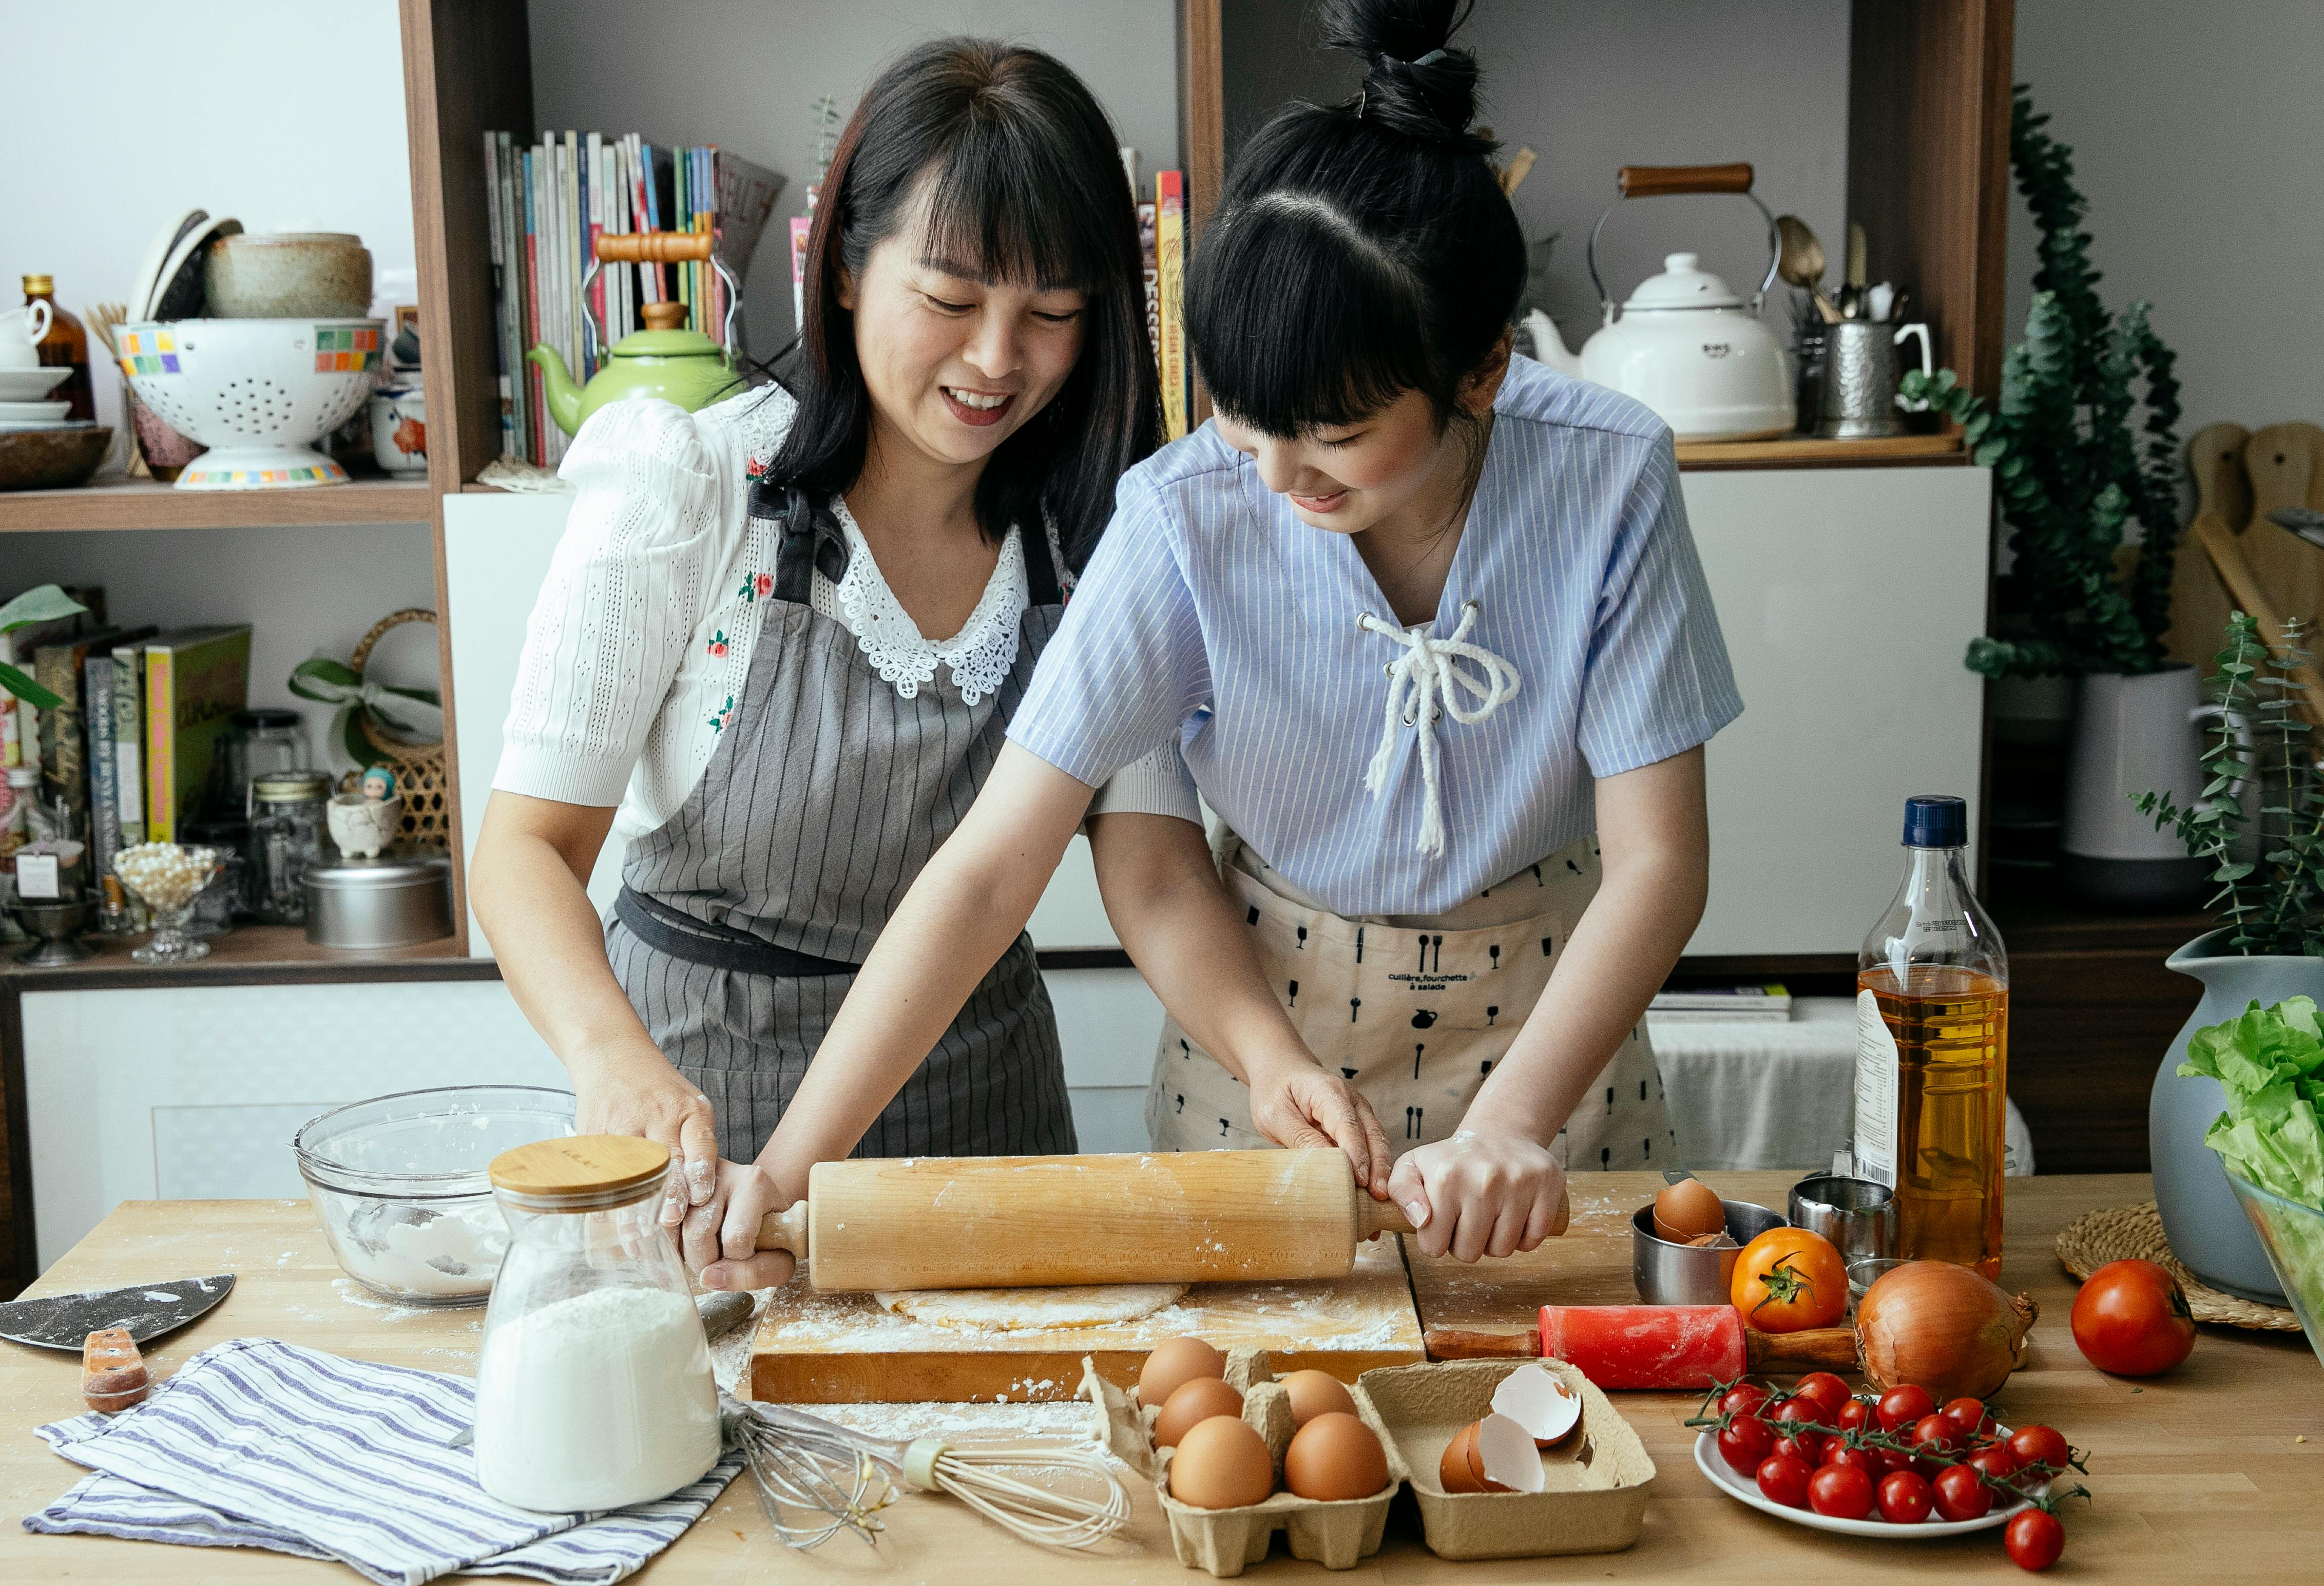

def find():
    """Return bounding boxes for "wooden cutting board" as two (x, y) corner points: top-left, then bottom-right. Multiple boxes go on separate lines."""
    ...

(748, 1235), (1425, 1403)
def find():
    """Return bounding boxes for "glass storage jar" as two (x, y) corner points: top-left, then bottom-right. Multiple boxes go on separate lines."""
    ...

(246, 770), (332, 924)
(220, 709), (311, 811)
(474, 1136), (720, 1512)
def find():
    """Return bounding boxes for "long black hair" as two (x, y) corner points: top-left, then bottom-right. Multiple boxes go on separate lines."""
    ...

(758, 38), (1159, 568)
(1186, 0), (1523, 437)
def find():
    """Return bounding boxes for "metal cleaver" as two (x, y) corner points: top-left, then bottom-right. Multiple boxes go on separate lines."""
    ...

(0, 1275), (235, 1352)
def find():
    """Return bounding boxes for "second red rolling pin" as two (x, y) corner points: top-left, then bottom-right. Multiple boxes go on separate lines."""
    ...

(1429, 1305), (1859, 1389)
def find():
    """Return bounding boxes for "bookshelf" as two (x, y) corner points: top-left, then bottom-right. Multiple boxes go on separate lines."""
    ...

(0, 479), (431, 534)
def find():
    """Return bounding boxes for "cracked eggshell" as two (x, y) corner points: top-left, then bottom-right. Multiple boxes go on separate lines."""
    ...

(1438, 1420), (1485, 1493)
(1489, 1361), (1584, 1450)
(1474, 1413), (1549, 1495)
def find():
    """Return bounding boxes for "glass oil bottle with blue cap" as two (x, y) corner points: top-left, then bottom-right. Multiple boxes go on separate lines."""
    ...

(1854, 795), (2008, 1277)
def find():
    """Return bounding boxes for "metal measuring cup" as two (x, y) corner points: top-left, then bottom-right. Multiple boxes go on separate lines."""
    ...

(1789, 1174), (1898, 1279)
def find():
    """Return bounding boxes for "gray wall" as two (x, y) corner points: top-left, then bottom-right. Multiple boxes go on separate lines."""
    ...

(529, 0), (1183, 362)
(2010, 0), (2324, 435)
(1219, 0), (1854, 349)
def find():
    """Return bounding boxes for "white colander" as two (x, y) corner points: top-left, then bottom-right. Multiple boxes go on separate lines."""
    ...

(117, 318), (385, 489)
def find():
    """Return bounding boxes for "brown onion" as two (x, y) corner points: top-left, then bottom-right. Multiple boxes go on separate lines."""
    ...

(1855, 1260), (2038, 1403)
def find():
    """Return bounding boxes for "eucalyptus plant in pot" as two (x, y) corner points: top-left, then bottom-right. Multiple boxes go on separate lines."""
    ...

(1904, 86), (2195, 908)
(2131, 613), (2324, 1302)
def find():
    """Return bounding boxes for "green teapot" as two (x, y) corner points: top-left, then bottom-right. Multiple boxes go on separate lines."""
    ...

(528, 231), (745, 435)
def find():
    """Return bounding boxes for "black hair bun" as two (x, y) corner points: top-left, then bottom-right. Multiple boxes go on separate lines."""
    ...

(1320, 0), (1490, 152)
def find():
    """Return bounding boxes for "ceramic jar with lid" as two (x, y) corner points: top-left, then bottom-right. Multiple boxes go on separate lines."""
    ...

(301, 849), (453, 948)
(247, 770), (333, 924)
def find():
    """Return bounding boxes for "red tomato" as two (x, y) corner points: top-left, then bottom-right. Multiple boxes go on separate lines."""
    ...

(1876, 1384), (1936, 1432)
(1790, 1372), (1851, 1421)
(1876, 1443), (1915, 1477)
(2005, 1507), (2065, 1571)
(1718, 1383), (1772, 1421)
(1877, 1469), (1934, 1523)
(1757, 1453), (1814, 1509)
(1824, 1442), (1885, 1477)
(1774, 1431), (1823, 1465)
(1835, 1397), (1874, 1435)
(1910, 1414), (1959, 1456)
(1939, 1397), (1995, 1441)
(1732, 1228), (1849, 1332)
(1932, 1464), (1993, 1522)
(1717, 1416), (1775, 1474)
(1966, 1444), (2021, 1485)
(2008, 1424), (2072, 1477)
(1808, 1462), (1875, 1520)
(2070, 1258), (2197, 1377)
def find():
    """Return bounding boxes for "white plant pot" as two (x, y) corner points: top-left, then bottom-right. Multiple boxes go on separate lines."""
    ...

(327, 794), (402, 859)
(2061, 667), (2211, 909)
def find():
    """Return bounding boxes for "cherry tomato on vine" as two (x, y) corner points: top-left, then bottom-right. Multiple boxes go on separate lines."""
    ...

(1835, 1396), (1874, 1435)
(1808, 1462), (1875, 1520)
(2005, 1507), (2065, 1570)
(1790, 1372), (1851, 1421)
(1824, 1442), (1885, 1477)
(1966, 1443), (2021, 1485)
(1909, 1414), (1958, 1455)
(1775, 1430), (1823, 1465)
(1940, 1396), (1996, 1442)
(2008, 1424), (2072, 1477)
(1876, 1383), (1936, 1432)
(1757, 1453), (1814, 1509)
(1877, 1469), (1934, 1523)
(1717, 1415), (1775, 1474)
(1732, 1229), (1849, 1331)
(2071, 1257), (2197, 1376)
(1718, 1383), (1772, 1421)
(1932, 1464), (1993, 1522)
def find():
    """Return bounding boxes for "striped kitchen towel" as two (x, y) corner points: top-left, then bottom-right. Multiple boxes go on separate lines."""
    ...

(23, 1336), (742, 1584)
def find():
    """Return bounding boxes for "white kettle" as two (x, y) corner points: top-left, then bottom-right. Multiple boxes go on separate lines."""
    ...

(1531, 164), (1794, 443)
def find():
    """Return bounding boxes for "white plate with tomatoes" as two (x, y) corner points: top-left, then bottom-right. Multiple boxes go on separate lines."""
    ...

(1692, 1431), (2048, 1538)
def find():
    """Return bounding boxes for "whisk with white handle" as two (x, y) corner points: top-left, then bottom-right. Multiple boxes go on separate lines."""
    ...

(721, 1396), (1130, 1552)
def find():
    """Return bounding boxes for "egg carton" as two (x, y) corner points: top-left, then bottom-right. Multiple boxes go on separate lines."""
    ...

(1080, 1352), (1656, 1571)
(1081, 1349), (1404, 1576)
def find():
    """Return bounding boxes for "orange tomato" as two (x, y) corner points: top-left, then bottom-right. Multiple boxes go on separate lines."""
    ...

(1731, 1228), (1847, 1331)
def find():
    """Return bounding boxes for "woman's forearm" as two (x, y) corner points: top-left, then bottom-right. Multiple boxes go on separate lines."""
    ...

(1087, 812), (1316, 1083)
(759, 744), (1095, 1188)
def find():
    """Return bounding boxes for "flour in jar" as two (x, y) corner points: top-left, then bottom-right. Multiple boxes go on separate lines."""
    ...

(473, 1284), (720, 1512)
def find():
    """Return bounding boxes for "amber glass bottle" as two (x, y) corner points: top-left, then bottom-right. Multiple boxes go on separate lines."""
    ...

(23, 275), (93, 422)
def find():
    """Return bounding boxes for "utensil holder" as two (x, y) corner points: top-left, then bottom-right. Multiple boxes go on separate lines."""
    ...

(1814, 321), (1931, 439)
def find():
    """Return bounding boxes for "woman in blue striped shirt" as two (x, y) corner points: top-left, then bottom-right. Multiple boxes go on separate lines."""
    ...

(694, 0), (1743, 1281)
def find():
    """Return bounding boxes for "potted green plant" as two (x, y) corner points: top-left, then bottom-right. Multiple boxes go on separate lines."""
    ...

(2130, 612), (2324, 1303)
(1904, 85), (2194, 908)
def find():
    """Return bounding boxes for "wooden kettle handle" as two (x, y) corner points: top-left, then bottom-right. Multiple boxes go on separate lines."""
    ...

(1618, 163), (1754, 199)
(596, 230), (714, 264)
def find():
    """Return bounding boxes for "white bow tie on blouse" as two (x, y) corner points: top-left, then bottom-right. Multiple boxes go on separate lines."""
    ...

(1357, 599), (1523, 857)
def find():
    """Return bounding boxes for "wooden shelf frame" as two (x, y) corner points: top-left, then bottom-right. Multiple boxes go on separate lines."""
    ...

(0, 477), (432, 533)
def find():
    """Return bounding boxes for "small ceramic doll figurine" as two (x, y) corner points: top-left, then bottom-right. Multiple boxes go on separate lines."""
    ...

(361, 766), (397, 803)
(330, 766), (405, 858)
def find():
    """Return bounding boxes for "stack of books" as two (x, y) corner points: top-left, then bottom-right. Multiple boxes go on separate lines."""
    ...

(1126, 155), (1190, 441)
(483, 132), (784, 468)
(1646, 984), (1794, 1023)
(1, 585), (252, 894)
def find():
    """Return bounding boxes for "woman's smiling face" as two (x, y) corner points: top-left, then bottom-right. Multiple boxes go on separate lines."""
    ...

(840, 185), (1088, 475)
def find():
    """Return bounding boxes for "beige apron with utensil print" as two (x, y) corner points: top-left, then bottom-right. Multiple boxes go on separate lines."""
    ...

(1145, 832), (1676, 1171)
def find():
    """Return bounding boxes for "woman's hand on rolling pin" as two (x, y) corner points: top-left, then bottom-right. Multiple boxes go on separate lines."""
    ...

(1387, 1130), (1567, 1262)
(1244, 1050), (1394, 1197)
(686, 1159), (798, 1292)
(567, 1034), (721, 1227)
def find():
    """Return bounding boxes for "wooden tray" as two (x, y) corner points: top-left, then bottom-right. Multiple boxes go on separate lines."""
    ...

(749, 1237), (1425, 1404)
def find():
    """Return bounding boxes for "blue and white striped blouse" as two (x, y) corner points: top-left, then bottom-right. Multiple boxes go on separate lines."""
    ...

(1010, 355), (1744, 918)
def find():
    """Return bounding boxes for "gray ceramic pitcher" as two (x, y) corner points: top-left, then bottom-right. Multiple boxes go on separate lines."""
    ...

(2152, 930), (2324, 1302)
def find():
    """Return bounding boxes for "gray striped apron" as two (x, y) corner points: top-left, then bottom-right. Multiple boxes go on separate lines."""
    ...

(606, 482), (1075, 1162)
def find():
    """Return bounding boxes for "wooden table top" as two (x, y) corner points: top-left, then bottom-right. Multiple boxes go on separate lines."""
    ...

(0, 1173), (2316, 1581)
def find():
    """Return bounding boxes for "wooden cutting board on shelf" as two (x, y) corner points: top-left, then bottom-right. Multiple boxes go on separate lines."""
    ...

(748, 1236), (1425, 1403)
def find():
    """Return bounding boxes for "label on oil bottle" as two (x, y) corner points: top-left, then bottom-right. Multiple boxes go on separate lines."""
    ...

(1852, 988), (1899, 1188)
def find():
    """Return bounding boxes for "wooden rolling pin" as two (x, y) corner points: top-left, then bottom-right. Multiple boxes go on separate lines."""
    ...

(754, 1149), (1570, 1291)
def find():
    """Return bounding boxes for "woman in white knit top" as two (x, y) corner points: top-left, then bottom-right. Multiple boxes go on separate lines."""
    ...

(467, 38), (1164, 1286)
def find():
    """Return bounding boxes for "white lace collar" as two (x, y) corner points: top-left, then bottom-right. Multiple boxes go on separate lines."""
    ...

(812, 498), (1029, 706)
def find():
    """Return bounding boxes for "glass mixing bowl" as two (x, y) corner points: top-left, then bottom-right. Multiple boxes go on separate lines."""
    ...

(293, 1085), (576, 1307)
(2223, 1167), (2324, 1374)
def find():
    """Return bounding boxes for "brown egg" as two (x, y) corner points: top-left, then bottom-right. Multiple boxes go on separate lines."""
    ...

(1153, 1377), (1245, 1448)
(1278, 1369), (1358, 1428)
(1651, 1177), (1724, 1244)
(1138, 1336), (1226, 1408)
(1167, 1413), (1274, 1510)
(1438, 1420), (1484, 1493)
(1285, 1411), (1389, 1501)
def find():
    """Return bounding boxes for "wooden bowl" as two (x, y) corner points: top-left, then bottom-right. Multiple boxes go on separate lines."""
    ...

(0, 426), (111, 491)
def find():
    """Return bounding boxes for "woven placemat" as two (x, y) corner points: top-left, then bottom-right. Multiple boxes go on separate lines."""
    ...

(2054, 1201), (2300, 1331)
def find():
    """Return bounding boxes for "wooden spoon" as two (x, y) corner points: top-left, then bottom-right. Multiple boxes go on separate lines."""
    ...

(1775, 215), (1840, 324)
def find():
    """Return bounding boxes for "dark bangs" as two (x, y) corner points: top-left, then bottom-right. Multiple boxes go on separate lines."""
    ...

(761, 37), (1159, 567)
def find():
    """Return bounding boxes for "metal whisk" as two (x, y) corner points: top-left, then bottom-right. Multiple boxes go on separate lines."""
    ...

(721, 1396), (1130, 1552)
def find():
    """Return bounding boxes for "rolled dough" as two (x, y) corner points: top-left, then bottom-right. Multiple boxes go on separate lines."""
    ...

(871, 1283), (1190, 1332)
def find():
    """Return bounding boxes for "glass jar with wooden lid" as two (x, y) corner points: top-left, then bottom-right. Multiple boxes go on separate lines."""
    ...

(473, 1136), (720, 1512)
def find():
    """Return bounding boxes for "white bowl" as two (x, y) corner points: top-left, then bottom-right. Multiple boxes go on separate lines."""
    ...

(1692, 1430), (2046, 1539)
(0, 367), (70, 402)
(116, 317), (383, 490)
(0, 399), (70, 423)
